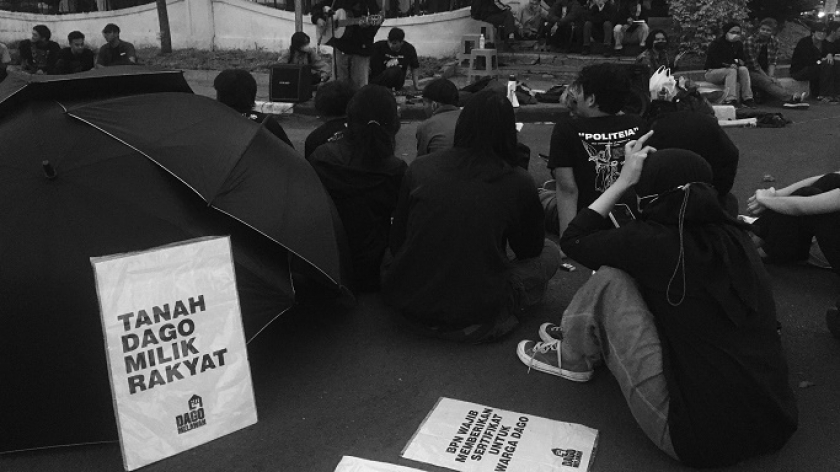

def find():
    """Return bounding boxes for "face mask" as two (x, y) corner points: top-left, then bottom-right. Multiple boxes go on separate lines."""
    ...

(653, 42), (667, 51)
(727, 33), (740, 41)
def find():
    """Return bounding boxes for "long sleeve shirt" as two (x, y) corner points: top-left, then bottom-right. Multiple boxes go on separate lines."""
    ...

(744, 34), (779, 73)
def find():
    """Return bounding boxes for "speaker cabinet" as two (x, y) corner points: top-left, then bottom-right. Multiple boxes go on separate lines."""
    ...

(269, 64), (313, 103)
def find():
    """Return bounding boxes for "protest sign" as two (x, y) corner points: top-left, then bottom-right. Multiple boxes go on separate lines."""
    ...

(92, 236), (257, 471)
(334, 456), (429, 472)
(402, 398), (598, 472)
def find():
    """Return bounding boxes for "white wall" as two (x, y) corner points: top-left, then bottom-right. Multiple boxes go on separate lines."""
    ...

(0, 1), (489, 57)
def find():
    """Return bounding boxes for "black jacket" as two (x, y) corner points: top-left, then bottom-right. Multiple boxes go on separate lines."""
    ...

(705, 37), (746, 70)
(791, 35), (827, 75)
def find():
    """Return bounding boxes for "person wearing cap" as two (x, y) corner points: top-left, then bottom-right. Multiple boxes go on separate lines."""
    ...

(96, 23), (136, 67)
(518, 135), (798, 468)
(790, 22), (840, 102)
(369, 28), (420, 91)
(415, 78), (461, 157)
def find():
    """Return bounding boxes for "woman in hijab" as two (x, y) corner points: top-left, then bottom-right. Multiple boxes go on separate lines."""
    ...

(308, 84), (406, 292)
(517, 133), (798, 468)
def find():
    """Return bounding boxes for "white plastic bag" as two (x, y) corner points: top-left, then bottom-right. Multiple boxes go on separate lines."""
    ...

(649, 66), (677, 101)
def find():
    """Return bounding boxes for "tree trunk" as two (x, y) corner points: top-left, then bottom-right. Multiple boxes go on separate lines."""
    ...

(156, 0), (173, 54)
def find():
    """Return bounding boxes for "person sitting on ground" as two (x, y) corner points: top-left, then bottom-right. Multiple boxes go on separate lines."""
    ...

(635, 28), (672, 76)
(581, 0), (616, 56)
(470, 0), (517, 49)
(518, 143), (798, 468)
(647, 111), (740, 215)
(545, 0), (586, 53)
(790, 22), (840, 103)
(308, 84), (407, 292)
(55, 31), (95, 74)
(278, 31), (331, 87)
(704, 22), (754, 107)
(0, 41), (10, 82)
(383, 89), (560, 343)
(745, 18), (808, 108)
(545, 63), (647, 239)
(612, 0), (648, 55)
(746, 170), (840, 274)
(213, 69), (294, 148)
(369, 28), (420, 92)
(517, 0), (548, 41)
(305, 80), (356, 159)
(18, 25), (61, 74)
(96, 23), (136, 67)
(415, 78), (461, 157)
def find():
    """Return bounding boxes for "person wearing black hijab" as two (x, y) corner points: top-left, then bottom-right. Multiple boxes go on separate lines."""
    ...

(518, 135), (798, 468)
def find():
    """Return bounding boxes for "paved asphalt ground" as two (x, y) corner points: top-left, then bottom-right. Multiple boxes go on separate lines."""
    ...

(5, 79), (840, 472)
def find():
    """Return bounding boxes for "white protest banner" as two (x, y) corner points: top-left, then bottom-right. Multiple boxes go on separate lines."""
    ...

(334, 456), (429, 472)
(92, 236), (257, 471)
(402, 398), (598, 472)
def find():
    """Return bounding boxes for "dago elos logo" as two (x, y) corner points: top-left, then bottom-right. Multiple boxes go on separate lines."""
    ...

(551, 448), (583, 468)
(176, 395), (207, 434)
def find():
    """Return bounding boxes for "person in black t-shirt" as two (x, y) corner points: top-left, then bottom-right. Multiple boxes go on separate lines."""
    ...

(96, 23), (137, 67)
(55, 31), (95, 74)
(305, 80), (356, 159)
(214, 69), (294, 149)
(19, 25), (61, 74)
(369, 28), (420, 91)
(545, 63), (646, 240)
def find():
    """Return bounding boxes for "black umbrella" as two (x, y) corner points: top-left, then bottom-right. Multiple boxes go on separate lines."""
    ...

(0, 71), (349, 452)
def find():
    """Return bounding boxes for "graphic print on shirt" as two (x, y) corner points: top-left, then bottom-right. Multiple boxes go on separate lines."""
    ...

(578, 127), (641, 192)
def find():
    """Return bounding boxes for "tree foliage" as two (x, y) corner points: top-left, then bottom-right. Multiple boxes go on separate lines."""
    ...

(670, 0), (750, 54)
(748, 0), (813, 22)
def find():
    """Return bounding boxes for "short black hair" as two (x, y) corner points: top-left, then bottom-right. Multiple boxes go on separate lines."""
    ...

(33, 25), (51, 41)
(68, 31), (85, 42)
(214, 69), (257, 113)
(103, 23), (120, 34)
(573, 63), (631, 115)
(388, 28), (405, 42)
(422, 78), (459, 106)
(314, 80), (357, 116)
(454, 89), (518, 167)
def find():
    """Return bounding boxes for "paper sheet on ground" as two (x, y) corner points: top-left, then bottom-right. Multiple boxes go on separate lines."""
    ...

(334, 456), (429, 472)
(92, 236), (257, 471)
(402, 398), (598, 472)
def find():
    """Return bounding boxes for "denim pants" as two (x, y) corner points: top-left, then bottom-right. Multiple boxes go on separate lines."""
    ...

(705, 67), (753, 102)
(749, 70), (792, 101)
(334, 49), (370, 89)
(559, 267), (679, 460)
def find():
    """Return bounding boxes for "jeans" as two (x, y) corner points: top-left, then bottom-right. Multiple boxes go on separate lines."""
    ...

(749, 70), (792, 101)
(613, 23), (649, 48)
(704, 67), (753, 102)
(583, 20), (613, 47)
(334, 49), (370, 89)
(559, 267), (679, 460)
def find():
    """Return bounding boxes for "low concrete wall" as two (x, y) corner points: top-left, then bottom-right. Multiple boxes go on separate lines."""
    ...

(0, 1), (485, 57)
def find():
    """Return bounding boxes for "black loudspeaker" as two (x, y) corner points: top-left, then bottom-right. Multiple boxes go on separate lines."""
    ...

(269, 64), (312, 103)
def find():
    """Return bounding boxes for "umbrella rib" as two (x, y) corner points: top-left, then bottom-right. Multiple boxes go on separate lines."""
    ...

(66, 111), (345, 292)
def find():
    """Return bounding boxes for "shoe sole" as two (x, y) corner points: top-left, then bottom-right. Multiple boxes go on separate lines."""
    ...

(783, 103), (809, 108)
(516, 340), (593, 382)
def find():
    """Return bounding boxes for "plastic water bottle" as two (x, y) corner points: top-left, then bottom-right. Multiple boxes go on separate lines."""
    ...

(479, 33), (485, 49)
(507, 74), (520, 108)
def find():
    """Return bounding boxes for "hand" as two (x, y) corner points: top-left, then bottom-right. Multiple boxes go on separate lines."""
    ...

(617, 131), (655, 188)
(828, 55), (835, 65)
(747, 187), (775, 215)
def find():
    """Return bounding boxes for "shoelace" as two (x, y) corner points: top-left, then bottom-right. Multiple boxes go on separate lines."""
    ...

(527, 340), (559, 374)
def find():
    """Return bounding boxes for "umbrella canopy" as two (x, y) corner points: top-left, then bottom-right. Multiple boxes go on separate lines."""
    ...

(0, 77), (348, 452)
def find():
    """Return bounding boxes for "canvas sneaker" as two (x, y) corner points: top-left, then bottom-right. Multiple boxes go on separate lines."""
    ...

(783, 92), (809, 108)
(516, 339), (593, 382)
(538, 322), (563, 343)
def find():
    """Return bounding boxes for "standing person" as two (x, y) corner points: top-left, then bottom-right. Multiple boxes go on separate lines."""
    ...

(612, 0), (649, 55)
(745, 18), (809, 108)
(96, 23), (136, 67)
(704, 22), (754, 107)
(313, 0), (382, 89)
(308, 85), (406, 292)
(383, 89), (561, 343)
(546, 63), (647, 239)
(55, 31), (95, 74)
(635, 29), (672, 76)
(545, 0), (586, 53)
(415, 78), (461, 157)
(518, 145), (798, 468)
(213, 69), (294, 149)
(369, 28), (420, 91)
(18, 25), (61, 74)
(581, 0), (616, 56)
(278, 31), (331, 86)
(470, 0), (518, 49)
(305, 80), (356, 159)
(790, 23), (840, 103)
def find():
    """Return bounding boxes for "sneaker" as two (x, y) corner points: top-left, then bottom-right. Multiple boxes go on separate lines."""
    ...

(722, 99), (740, 108)
(516, 339), (594, 382)
(742, 99), (757, 108)
(783, 93), (809, 108)
(538, 322), (563, 343)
